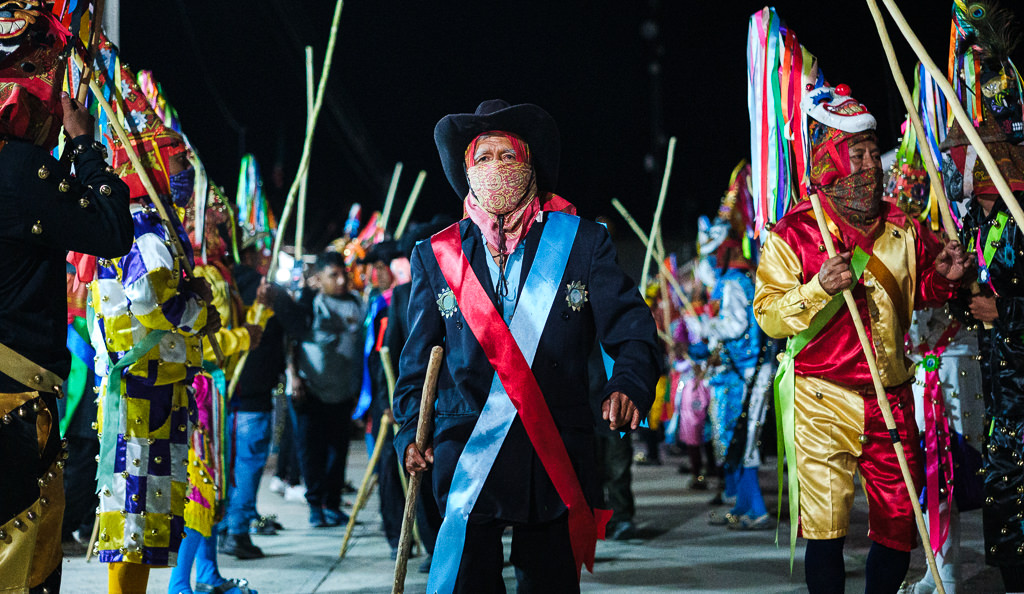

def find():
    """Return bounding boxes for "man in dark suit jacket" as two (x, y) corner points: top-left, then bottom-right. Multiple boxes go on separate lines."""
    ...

(393, 100), (659, 594)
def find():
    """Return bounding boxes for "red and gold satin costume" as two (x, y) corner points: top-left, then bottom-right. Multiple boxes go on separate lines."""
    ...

(753, 200), (958, 550)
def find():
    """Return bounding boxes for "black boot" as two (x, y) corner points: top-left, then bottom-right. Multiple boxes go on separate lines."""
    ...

(219, 533), (264, 559)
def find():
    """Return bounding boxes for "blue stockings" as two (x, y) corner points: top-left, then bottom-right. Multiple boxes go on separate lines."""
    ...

(729, 466), (766, 518)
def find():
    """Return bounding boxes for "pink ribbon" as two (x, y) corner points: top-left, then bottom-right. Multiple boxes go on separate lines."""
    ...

(918, 321), (961, 556)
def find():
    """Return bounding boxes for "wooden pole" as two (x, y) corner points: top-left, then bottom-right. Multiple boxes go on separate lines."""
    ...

(866, 0), (957, 240)
(84, 515), (100, 562)
(339, 414), (392, 559)
(879, 0), (1024, 241)
(75, 0), (106, 104)
(380, 346), (417, 543)
(641, 137), (677, 291)
(226, 0), (345, 399)
(268, 0), (346, 281)
(379, 162), (404, 235)
(295, 45), (315, 263)
(808, 192), (943, 593)
(86, 78), (225, 365)
(867, 0), (991, 334)
(392, 346), (443, 594)
(394, 170), (427, 240)
(611, 198), (695, 315)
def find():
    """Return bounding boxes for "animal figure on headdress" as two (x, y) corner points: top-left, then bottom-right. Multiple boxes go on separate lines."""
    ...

(950, 0), (1024, 142)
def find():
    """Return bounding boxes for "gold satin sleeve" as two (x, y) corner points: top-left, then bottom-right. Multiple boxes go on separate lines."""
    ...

(753, 231), (833, 339)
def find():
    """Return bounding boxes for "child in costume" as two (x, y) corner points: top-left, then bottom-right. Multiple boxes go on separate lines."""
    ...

(168, 160), (272, 594)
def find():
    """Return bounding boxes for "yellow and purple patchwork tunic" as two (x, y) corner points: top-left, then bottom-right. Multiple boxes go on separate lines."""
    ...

(90, 203), (209, 566)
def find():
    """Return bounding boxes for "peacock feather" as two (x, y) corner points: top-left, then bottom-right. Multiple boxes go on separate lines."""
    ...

(953, 0), (1020, 62)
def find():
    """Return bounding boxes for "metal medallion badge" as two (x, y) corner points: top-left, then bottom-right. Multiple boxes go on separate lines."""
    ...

(565, 280), (588, 312)
(436, 288), (458, 319)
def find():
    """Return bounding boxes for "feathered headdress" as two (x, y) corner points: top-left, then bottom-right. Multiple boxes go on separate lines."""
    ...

(948, 0), (1024, 141)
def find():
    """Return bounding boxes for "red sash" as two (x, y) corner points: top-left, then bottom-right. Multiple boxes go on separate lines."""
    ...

(430, 223), (611, 575)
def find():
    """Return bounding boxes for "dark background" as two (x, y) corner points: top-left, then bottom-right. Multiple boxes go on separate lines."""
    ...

(119, 1), (1014, 254)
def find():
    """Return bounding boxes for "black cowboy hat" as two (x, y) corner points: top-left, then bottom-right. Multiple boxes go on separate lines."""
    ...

(358, 240), (403, 265)
(434, 99), (560, 199)
(399, 214), (456, 257)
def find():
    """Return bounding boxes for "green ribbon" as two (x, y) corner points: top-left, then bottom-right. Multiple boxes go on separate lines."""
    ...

(982, 211), (1009, 270)
(60, 317), (92, 437)
(95, 329), (170, 488)
(773, 247), (869, 569)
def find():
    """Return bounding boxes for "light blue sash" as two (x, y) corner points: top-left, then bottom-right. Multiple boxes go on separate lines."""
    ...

(428, 213), (579, 594)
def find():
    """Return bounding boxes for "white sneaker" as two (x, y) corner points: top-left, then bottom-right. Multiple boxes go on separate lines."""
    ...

(284, 484), (307, 503)
(268, 476), (288, 496)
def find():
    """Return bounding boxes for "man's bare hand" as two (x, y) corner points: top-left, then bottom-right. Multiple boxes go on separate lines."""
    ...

(255, 279), (277, 308)
(969, 294), (999, 323)
(205, 303), (222, 334)
(602, 391), (642, 431)
(934, 241), (970, 281)
(818, 251), (854, 295)
(404, 443), (434, 476)
(245, 324), (263, 350)
(61, 92), (94, 139)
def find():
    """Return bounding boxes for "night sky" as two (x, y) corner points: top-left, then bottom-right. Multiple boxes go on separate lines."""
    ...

(119, 1), (1013, 254)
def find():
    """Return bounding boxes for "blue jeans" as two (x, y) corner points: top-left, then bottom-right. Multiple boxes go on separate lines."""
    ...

(225, 411), (273, 535)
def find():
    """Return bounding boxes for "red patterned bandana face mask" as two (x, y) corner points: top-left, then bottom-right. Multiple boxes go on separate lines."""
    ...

(822, 167), (884, 223)
(466, 160), (537, 216)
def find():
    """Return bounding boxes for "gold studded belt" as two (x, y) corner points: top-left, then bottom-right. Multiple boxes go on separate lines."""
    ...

(0, 342), (64, 396)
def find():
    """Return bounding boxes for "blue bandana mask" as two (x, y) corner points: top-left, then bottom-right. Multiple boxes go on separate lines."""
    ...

(169, 167), (195, 207)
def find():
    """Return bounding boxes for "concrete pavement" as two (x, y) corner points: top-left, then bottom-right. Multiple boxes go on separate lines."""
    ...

(59, 442), (1001, 593)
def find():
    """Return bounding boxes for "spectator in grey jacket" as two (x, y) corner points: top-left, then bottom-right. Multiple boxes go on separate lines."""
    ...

(288, 251), (365, 527)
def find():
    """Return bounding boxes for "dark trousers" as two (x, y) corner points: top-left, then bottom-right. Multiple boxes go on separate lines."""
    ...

(453, 513), (578, 594)
(376, 428), (404, 549)
(594, 431), (635, 526)
(417, 468), (442, 555)
(274, 394), (302, 485)
(61, 436), (99, 539)
(292, 394), (354, 509)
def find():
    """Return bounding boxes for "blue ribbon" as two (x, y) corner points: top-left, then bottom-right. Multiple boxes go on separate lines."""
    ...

(95, 329), (170, 489)
(428, 213), (579, 594)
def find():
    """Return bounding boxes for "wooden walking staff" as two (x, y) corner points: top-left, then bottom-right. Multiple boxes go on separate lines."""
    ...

(878, 0), (1024, 240)
(807, 192), (945, 593)
(227, 0), (346, 399)
(85, 77), (226, 365)
(640, 136), (677, 291)
(393, 346), (443, 594)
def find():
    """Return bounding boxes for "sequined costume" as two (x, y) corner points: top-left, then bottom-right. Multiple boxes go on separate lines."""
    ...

(954, 198), (1024, 566)
(91, 202), (208, 566)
